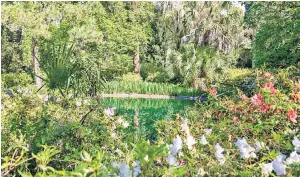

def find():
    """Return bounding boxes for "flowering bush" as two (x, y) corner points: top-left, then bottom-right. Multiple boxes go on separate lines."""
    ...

(1, 69), (299, 176)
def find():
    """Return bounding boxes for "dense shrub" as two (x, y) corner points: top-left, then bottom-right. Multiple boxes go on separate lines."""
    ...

(1, 73), (33, 89)
(117, 72), (143, 82)
(140, 63), (169, 83)
(246, 2), (300, 68)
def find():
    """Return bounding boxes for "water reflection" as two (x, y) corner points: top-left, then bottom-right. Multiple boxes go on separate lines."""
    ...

(101, 98), (195, 140)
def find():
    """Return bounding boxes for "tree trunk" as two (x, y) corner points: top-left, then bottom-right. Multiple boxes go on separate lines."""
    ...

(33, 37), (42, 88)
(133, 49), (140, 74)
(134, 109), (139, 128)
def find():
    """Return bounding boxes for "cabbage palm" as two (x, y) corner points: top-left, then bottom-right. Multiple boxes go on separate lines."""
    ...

(39, 42), (79, 97)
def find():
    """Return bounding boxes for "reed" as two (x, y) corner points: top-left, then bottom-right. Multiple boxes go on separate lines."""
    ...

(101, 81), (202, 96)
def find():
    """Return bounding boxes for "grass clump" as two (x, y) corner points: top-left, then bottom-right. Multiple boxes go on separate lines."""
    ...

(102, 81), (202, 96)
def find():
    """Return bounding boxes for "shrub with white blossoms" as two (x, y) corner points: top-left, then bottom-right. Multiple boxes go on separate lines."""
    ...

(215, 143), (225, 165)
(292, 136), (300, 152)
(167, 135), (182, 166)
(254, 141), (265, 152)
(285, 136), (300, 165)
(204, 128), (212, 135)
(272, 154), (287, 176)
(181, 121), (196, 150)
(261, 136), (300, 176)
(104, 107), (116, 117)
(262, 154), (287, 176)
(200, 134), (208, 145)
(75, 101), (82, 107)
(220, 9), (227, 17)
(112, 161), (141, 177)
(170, 135), (182, 155)
(116, 117), (129, 128)
(234, 138), (256, 159)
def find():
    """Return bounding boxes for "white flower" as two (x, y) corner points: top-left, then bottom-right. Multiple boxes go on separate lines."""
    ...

(111, 162), (132, 177)
(117, 117), (124, 124)
(111, 162), (119, 168)
(285, 151), (300, 165)
(181, 121), (190, 136)
(261, 163), (273, 175)
(83, 99), (88, 105)
(144, 155), (149, 162)
(118, 163), (131, 177)
(56, 98), (61, 103)
(272, 158), (286, 176)
(186, 135), (196, 150)
(204, 129), (212, 135)
(220, 9), (227, 17)
(276, 153), (287, 162)
(167, 154), (178, 166)
(292, 136), (300, 150)
(75, 101), (82, 107)
(104, 107), (116, 117)
(234, 138), (256, 159)
(215, 143), (225, 165)
(122, 121), (129, 128)
(44, 95), (49, 102)
(200, 134), (208, 145)
(254, 141), (265, 153)
(133, 161), (141, 177)
(170, 135), (182, 155)
(111, 132), (116, 138)
(17, 86), (22, 93)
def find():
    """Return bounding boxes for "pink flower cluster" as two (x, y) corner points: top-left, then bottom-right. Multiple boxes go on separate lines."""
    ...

(248, 73), (298, 123)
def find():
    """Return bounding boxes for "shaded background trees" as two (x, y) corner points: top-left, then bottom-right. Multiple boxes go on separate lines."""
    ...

(2, 1), (299, 90)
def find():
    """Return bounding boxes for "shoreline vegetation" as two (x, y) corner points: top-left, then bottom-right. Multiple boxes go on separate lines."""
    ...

(101, 81), (203, 96)
(101, 93), (207, 101)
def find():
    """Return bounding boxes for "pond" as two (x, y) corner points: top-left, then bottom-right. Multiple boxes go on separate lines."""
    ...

(101, 98), (196, 140)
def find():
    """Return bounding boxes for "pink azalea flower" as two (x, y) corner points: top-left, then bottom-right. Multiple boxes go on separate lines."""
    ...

(270, 87), (276, 95)
(287, 109), (297, 123)
(263, 82), (276, 95)
(251, 94), (263, 106)
(261, 104), (270, 112)
(263, 72), (272, 79)
(210, 88), (217, 96)
(241, 94), (248, 100)
(232, 116), (239, 122)
(263, 82), (274, 89)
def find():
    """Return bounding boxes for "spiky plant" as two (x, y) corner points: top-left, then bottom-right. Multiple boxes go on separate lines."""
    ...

(39, 42), (79, 97)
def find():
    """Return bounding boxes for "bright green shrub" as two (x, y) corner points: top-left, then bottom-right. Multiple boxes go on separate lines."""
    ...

(140, 63), (169, 83)
(1, 73), (33, 89)
(117, 72), (143, 82)
(246, 2), (300, 68)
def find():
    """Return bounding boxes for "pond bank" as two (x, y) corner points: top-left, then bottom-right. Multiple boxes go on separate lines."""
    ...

(101, 93), (207, 101)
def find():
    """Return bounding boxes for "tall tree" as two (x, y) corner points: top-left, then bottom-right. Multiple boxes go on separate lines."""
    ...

(245, 2), (300, 68)
(2, 2), (63, 88)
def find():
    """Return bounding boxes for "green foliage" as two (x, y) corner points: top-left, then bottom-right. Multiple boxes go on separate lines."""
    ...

(246, 2), (300, 68)
(1, 68), (300, 176)
(102, 81), (202, 96)
(39, 43), (78, 94)
(117, 72), (143, 83)
(1, 26), (25, 73)
(140, 63), (168, 83)
(164, 45), (239, 87)
(2, 73), (33, 89)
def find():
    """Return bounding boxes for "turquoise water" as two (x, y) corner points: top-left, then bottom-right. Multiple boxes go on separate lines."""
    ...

(101, 98), (195, 139)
